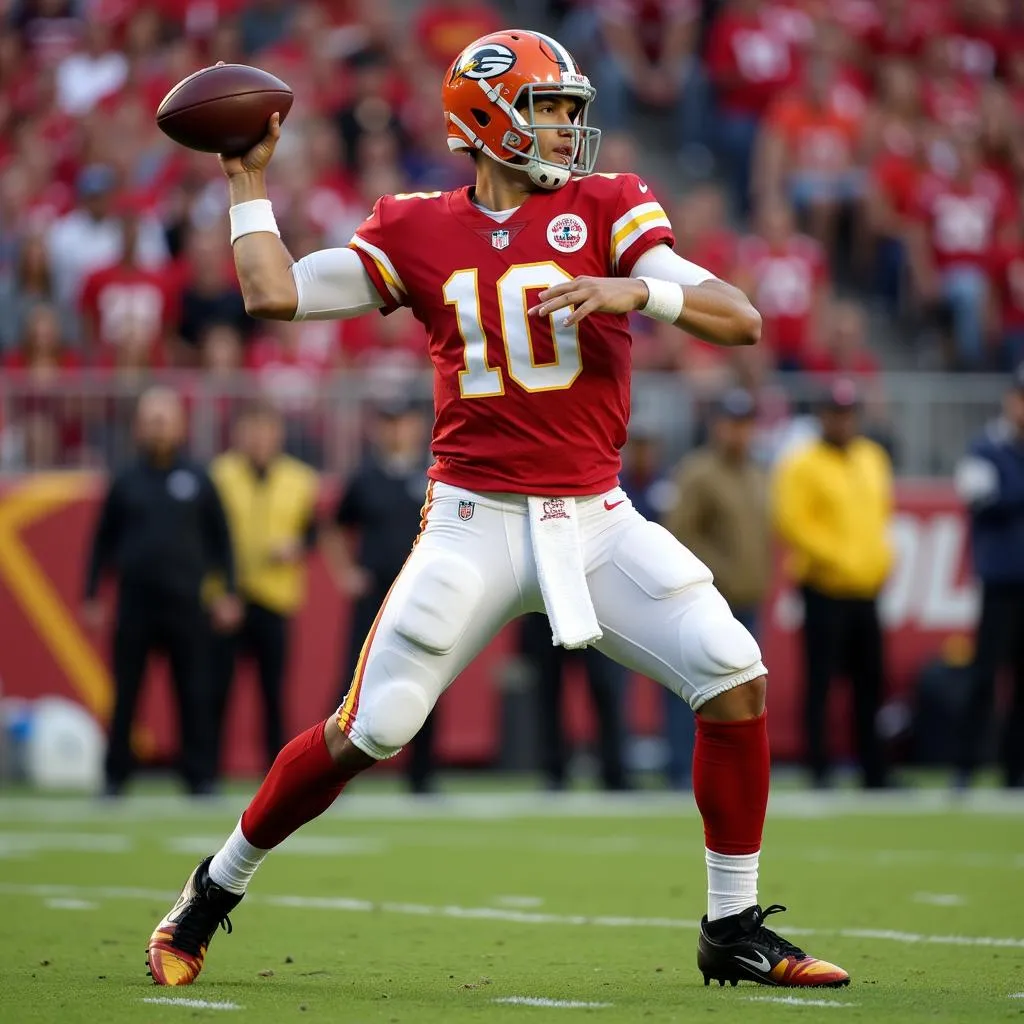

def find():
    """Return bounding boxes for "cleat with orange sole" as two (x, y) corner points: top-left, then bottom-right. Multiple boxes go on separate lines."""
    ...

(146, 856), (242, 986)
(697, 904), (850, 989)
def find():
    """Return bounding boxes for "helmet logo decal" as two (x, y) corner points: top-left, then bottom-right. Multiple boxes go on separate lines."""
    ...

(451, 43), (517, 81)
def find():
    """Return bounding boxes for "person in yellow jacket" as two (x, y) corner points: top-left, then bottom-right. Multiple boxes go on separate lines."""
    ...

(208, 399), (320, 778)
(772, 379), (894, 789)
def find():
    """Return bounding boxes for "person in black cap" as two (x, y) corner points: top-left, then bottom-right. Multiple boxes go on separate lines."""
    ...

(772, 378), (894, 788)
(323, 398), (436, 792)
(661, 388), (770, 788)
(953, 365), (1024, 789)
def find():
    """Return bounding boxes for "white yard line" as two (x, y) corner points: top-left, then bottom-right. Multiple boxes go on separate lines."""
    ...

(44, 898), (98, 910)
(0, 832), (131, 856)
(913, 892), (966, 906)
(746, 996), (857, 1008)
(493, 997), (612, 1008)
(494, 896), (545, 908)
(2, 882), (1022, 950)
(141, 998), (241, 1010)
(2, 789), (1023, 823)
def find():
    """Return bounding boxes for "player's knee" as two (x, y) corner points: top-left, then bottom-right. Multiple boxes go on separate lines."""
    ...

(360, 679), (433, 752)
(393, 552), (484, 655)
(681, 588), (764, 704)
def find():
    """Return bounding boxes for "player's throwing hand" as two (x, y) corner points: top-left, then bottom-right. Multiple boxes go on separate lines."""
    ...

(529, 276), (651, 327)
(219, 111), (281, 177)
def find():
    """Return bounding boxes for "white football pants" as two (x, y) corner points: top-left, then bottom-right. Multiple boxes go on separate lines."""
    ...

(337, 481), (766, 760)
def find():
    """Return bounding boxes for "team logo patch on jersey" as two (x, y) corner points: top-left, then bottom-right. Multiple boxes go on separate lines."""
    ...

(539, 498), (570, 521)
(547, 214), (588, 254)
(450, 43), (516, 82)
(458, 500), (475, 520)
(491, 229), (510, 250)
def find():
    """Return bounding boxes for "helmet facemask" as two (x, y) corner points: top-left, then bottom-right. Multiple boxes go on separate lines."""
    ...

(448, 77), (601, 190)
(508, 82), (601, 189)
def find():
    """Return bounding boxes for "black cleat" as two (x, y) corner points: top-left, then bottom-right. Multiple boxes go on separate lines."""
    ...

(698, 904), (850, 988)
(146, 856), (242, 985)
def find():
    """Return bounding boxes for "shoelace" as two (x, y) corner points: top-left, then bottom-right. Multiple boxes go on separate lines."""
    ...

(751, 904), (808, 961)
(172, 891), (234, 956)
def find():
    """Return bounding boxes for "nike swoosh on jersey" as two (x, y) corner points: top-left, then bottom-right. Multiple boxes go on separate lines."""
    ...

(734, 952), (772, 973)
(638, 182), (649, 193)
(603, 499), (625, 511)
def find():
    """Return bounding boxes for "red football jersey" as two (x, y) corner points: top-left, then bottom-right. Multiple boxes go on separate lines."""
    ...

(735, 232), (826, 366)
(349, 174), (674, 494)
(913, 171), (1015, 271)
(79, 264), (178, 356)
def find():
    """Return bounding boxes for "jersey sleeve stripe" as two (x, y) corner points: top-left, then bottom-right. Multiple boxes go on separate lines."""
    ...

(611, 210), (673, 268)
(349, 234), (407, 302)
(611, 202), (664, 241)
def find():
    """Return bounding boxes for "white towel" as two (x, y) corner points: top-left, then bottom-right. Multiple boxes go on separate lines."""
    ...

(526, 495), (603, 649)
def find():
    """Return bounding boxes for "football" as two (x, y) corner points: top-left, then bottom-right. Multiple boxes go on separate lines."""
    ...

(155, 64), (293, 156)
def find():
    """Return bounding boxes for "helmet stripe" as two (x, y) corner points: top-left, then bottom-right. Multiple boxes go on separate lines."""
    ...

(529, 31), (578, 76)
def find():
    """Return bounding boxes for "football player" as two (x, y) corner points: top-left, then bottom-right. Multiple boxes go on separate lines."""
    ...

(147, 30), (849, 991)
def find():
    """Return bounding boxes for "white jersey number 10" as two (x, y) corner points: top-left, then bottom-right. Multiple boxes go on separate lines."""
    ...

(443, 262), (582, 398)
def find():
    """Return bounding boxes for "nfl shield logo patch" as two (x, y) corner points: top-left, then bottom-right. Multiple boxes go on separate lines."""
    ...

(458, 500), (475, 520)
(491, 229), (510, 250)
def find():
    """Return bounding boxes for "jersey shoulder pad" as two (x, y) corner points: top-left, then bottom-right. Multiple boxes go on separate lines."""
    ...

(377, 189), (448, 226)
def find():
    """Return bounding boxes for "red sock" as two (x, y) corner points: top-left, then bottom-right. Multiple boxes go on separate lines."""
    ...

(240, 720), (358, 849)
(692, 711), (769, 855)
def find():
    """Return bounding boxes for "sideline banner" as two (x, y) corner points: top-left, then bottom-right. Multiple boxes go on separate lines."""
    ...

(0, 475), (976, 774)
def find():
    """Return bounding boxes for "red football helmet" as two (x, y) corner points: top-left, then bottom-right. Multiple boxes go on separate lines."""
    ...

(442, 30), (600, 190)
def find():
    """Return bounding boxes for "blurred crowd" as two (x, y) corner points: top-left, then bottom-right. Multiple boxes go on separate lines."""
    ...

(5, 0), (1024, 473)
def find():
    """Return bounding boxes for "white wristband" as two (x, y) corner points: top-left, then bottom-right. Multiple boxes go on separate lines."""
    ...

(637, 276), (685, 324)
(229, 199), (280, 244)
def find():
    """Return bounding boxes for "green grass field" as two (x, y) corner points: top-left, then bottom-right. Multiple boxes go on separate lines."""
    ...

(2, 780), (1023, 1023)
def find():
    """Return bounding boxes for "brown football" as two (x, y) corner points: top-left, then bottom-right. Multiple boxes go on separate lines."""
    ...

(156, 64), (293, 156)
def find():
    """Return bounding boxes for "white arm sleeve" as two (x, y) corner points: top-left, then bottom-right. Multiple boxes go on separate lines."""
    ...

(629, 243), (716, 287)
(289, 247), (385, 322)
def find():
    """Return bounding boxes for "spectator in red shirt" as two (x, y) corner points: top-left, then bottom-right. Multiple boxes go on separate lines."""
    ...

(861, 0), (936, 63)
(54, 17), (128, 115)
(943, 0), (1009, 81)
(861, 59), (927, 308)
(921, 33), (980, 135)
(908, 131), (1015, 369)
(756, 26), (866, 253)
(675, 181), (738, 280)
(706, 0), (796, 215)
(79, 203), (179, 365)
(734, 198), (830, 371)
(803, 299), (881, 377)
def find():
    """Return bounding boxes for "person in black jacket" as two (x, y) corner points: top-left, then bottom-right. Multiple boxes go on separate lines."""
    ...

(953, 366), (1024, 789)
(82, 386), (241, 796)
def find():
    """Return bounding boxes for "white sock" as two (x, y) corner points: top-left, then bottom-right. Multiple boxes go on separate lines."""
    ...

(208, 819), (269, 895)
(705, 847), (759, 921)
